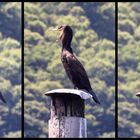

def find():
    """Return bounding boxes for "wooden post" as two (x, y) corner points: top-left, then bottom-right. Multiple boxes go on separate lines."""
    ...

(45, 89), (92, 138)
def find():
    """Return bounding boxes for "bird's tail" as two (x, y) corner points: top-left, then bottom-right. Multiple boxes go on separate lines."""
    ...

(89, 90), (100, 104)
(0, 92), (7, 104)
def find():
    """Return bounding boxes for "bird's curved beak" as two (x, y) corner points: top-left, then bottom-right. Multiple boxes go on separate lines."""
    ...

(49, 26), (62, 31)
(49, 28), (59, 31)
(49, 26), (64, 42)
(49, 26), (65, 31)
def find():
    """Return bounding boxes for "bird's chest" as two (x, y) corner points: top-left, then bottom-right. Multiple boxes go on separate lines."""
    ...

(61, 55), (68, 66)
(61, 53), (70, 69)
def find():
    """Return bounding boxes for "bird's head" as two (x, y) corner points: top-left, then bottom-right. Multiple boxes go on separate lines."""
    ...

(50, 25), (73, 47)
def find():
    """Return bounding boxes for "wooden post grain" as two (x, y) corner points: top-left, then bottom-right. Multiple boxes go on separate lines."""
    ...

(45, 89), (92, 138)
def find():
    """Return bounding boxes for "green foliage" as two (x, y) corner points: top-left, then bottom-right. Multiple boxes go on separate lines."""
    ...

(0, 2), (21, 138)
(118, 2), (140, 138)
(24, 2), (115, 138)
(0, 2), (21, 41)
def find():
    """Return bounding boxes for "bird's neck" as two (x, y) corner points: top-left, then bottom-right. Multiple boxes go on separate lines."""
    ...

(62, 45), (73, 54)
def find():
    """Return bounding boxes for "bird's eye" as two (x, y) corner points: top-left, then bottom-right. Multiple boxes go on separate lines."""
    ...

(58, 26), (65, 30)
(58, 26), (63, 29)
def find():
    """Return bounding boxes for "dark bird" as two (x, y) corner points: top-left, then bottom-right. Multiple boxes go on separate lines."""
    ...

(0, 91), (7, 104)
(51, 25), (100, 104)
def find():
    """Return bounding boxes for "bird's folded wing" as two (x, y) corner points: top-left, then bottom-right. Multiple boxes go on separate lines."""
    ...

(65, 54), (92, 89)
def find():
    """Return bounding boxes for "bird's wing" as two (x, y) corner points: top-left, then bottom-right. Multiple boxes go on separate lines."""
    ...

(0, 92), (7, 104)
(65, 54), (92, 89)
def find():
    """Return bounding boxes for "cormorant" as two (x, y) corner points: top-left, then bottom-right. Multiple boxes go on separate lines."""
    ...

(0, 91), (7, 104)
(51, 25), (100, 104)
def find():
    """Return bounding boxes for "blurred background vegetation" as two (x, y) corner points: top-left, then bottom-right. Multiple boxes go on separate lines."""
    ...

(0, 2), (21, 138)
(118, 2), (140, 138)
(1, 2), (140, 138)
(24, 2), (115, 138)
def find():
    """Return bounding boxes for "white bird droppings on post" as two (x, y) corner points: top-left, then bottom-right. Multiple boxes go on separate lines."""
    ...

(45, 88), (92, 100)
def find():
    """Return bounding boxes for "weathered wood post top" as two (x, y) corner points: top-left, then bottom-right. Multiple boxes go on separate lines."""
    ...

(45, 88), (92, 138)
